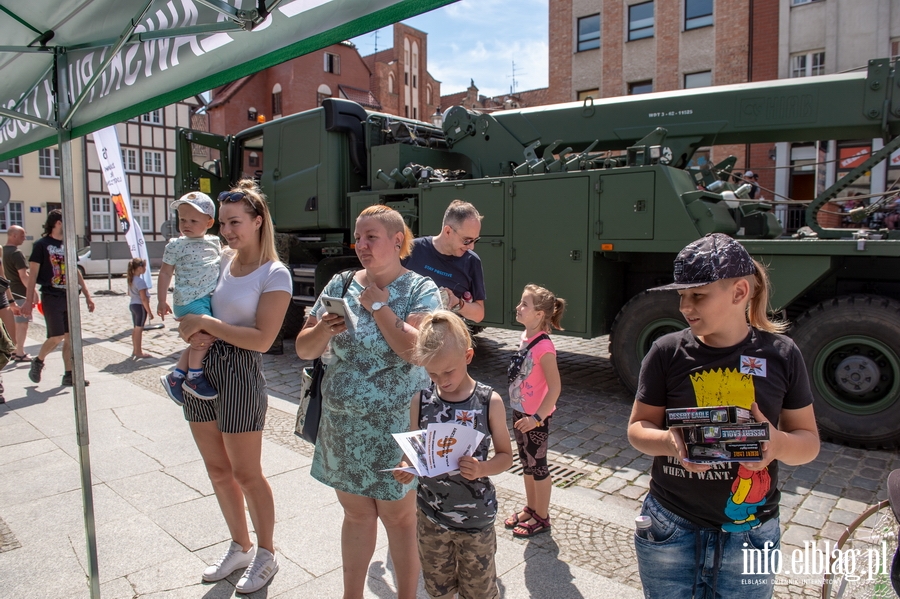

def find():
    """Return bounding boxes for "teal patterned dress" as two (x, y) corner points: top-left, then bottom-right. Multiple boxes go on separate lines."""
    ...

(310, 270), (440, 500)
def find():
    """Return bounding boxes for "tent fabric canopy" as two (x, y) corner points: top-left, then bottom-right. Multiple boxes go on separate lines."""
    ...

(0, 0), (456, 162)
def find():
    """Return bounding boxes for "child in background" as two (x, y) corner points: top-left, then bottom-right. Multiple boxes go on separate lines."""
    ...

(627, 233), (819, 598)
(504, 284), (565, 538)
(157, 192), (221, 405)
(394, 310), (512, 599)
(127, 258), (153, 358)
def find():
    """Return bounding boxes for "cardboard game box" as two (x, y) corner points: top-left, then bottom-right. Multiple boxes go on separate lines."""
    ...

(686, 441), (763, 463)
(682, 422), (770, 444)
(665, 406), (752, 428)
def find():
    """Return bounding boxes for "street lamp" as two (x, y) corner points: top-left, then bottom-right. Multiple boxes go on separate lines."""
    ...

(431, 106), (442, 128)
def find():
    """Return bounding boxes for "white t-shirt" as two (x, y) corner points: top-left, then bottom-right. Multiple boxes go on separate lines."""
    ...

(210, 252), (292, 327)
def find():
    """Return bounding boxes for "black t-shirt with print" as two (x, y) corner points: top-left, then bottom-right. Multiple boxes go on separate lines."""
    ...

(29, 236), (67, 297)
(636, 327), (813, 530)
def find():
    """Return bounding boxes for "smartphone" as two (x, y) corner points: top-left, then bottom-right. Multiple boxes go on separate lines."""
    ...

(321, 296), (349, 318)
(320, 295), (357, 337)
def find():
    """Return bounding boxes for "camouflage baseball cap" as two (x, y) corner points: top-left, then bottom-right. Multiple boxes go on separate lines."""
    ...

(649, 233), (756, 291)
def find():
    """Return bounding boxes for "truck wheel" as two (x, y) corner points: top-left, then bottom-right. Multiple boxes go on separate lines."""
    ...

(790, 295), (900, 448)
(282, 302), (306, 339)
(609, 290), (686, 394)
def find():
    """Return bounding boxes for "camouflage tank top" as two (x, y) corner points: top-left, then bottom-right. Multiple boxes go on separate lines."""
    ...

(416, 381), (496, 532)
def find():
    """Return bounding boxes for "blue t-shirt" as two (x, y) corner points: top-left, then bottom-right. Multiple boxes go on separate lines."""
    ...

(401, 236), (486, 301)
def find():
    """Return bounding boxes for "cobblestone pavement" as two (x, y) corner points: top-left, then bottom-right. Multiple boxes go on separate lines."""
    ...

(30, 274), (900, 597)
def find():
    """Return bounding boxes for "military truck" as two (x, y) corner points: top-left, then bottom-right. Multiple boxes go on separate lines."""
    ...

(177, 58), (900, 448)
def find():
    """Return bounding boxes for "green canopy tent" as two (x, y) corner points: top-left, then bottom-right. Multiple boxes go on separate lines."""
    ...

(0, 1), (455, 595)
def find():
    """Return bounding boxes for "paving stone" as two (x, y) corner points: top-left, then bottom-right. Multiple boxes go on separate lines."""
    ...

(597, 477), (627, 494)
(848, 476), (879, 491)
(827, 509), (858, 526)
(799, 495), (836, 514)
(791, 508), (826, 529)
(781, 524), (818, 547)
(835, 497), (869, 513)
(618, 485), (646, 500)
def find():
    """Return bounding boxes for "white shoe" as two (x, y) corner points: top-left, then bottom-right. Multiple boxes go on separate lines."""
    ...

(202, 541), (254, 582)
(235, 547), (279, 594)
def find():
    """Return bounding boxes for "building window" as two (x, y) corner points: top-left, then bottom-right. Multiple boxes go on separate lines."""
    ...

(249, 152), (260, 167)
(388, 74), (395, 94)
(577, 14), (601, 51)
(426, 84), (432, 105)
(0, 157), (21, 174)
(324, 52), (341, 74)
(413, 75), (417, 89)
(143, 150), (164, 174)
(404, 72), (409, 85)
(131, 197), (152, 232)
(0, 202), (23, 231)
(578, 89), (599, 101)
(628, 1), (654, 41)
(141, 110), (161, 124)
(791, 0), (823, 5)
(684, 71), (712, 89)
(39, 148), (60, 177)
(628, 80), (653, 95)
(405, 106), (409, 118)
(272, 83), (283, 117)
(891, 39), (900, 61)
(121, 148), (137, 172)
(90, 196), (113, 231)
(791, 51), (825, 78)
(685, 0), (713, 30)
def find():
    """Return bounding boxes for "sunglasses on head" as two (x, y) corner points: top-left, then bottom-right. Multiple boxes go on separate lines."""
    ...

(218, 190), (261, 214)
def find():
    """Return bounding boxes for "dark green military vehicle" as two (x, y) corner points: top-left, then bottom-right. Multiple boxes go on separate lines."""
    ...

(178, 58), (900, 448)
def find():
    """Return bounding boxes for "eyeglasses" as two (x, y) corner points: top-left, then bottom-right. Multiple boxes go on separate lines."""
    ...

(218, 190), (260, 215)
(451, 227), (480, 246)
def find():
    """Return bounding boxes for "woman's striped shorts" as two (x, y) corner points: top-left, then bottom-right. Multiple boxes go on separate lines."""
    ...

(182, 340), (268, 433)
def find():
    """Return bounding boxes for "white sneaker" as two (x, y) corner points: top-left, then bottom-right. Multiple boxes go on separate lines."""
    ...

(202, 541), (254, 582)
(235, 547), (279, 594)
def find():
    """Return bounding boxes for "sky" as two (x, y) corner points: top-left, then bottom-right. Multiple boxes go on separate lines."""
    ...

(350, 0), (549, 99)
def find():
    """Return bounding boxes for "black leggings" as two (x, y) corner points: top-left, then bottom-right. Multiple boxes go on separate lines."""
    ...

(512, 409), (552, 481)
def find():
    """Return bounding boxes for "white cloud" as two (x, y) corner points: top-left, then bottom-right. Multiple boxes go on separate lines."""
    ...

(351, 0), (549, 98)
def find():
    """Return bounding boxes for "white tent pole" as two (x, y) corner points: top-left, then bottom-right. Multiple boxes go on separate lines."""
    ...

(56, 47), (102, 598)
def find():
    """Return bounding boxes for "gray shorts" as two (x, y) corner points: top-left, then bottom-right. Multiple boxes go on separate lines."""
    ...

(417, 509), (499, 599)
(14, 299), (31, 324)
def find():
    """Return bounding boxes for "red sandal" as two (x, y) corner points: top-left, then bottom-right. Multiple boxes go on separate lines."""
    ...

(504, 506), (535, 529)
(513, 512), (551, 538)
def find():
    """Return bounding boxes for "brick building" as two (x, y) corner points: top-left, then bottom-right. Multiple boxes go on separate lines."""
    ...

(548, 0), (779, 189)
(207, 40), (378, 137)
(363, 24), (441, 121)
(440, 79), (551, 112)
(208, 23), (441, 138)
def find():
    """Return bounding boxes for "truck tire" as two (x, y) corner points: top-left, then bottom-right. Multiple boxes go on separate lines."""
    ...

(609, 290), (686, 395)
(790, 295), (900, 448)
(282, 301), (307, 339)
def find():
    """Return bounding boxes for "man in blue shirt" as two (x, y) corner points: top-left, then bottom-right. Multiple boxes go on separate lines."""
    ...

(403, 200), (486, 322)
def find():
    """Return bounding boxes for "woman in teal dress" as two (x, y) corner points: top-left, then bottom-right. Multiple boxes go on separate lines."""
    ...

(296, 205), (440, 599)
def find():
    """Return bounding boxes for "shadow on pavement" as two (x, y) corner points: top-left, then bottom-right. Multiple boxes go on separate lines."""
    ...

(524, 536), (584, 599)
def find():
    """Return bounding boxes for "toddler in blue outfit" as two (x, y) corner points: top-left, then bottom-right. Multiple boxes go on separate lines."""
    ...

(157, 192), (221, 405)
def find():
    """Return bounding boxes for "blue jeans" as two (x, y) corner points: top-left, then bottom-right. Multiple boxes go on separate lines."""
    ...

(635, 494), (780, 599)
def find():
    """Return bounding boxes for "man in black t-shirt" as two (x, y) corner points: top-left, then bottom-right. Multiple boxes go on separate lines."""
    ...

(21, 210), (95, 387)
(402, 200), (486, 322)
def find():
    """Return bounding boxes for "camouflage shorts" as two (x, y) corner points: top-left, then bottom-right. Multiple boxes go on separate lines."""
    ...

(417, 510), (499, 599)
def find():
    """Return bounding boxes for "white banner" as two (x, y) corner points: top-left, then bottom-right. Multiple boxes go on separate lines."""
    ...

(92, 125), (152, 289)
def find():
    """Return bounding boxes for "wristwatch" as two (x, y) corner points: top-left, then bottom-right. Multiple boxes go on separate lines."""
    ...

(371, 301), (386, 312)
(532, 413), (543, 424)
